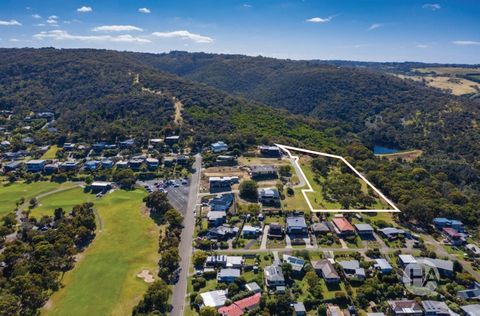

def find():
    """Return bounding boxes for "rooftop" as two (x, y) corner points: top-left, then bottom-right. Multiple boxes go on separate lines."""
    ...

(200, 290), (228, 308)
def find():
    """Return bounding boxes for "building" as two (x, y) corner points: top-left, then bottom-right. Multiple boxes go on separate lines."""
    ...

(92, 142), (106, 152)
(115, 161), (128, 169)
(209, 193), (234, 212)
(84, 160), (101, 171)
(44, 163), (58, 174)
(338, 260), (366, 280)
(259, 145), (282, 157)
(326, 304), (344, 316)
(91, 181), (112, 193)
(128, 159), (144, 170)
(264, 264), (285, 288)
(218, 303), (242, 316)
(209, 177), (234, 192)
(242, 225), (262, 238)
(4, 161), (23, 172)
(164, 135), (180, 146)
(63, 143), (76, 151)
(282, 255), (305, 273)
(207, 211), (227, 227)
(461, 304), (480, 316)
(251, 165), (277, 179)
(398, 254), (417, 268)
(200, 290), (228, 308)
(216, 155), (237, 166)
(205, 255), (228, 268)
(378, 227), (406, 240)
(374, 258), (393, 274)
(417, 257), (454, 278)
(226, 256), (244, 269)
(466, 244), (480, 257)
(217, 268), (241, 283)
(442, 227), (465, 246)
(311, 222), (332, 235)
(433, 217), (464, 232)
(59, 161), (79, 171)
(218, 293), (261, 316)
(457, 282), (480, 301)
(268, 223), (284, 239)
(245, 282), (261, 293)
(387, 300), (423, 316)
(258, 187), (281, 207)
(211, 141), (228, 153)
(286, 216), (308, 236)
(355, 223), (374, 237)
(421, 300), (458, 316)
(119, 139), (135, 149)
(26, 159), (46, 172)
(331, 217), (355, 236)
(312, 260), (340, 283)
(101, 159), (114, 169)
(206, 226), (237, 240)
(293, 302), (306, 316)
(146, 158), (159, 170)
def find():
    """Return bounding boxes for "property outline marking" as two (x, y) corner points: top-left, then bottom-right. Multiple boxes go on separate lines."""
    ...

(275, 144), (400, 213)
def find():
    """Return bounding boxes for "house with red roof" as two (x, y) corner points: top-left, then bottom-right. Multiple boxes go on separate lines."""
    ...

(442, 227), (465, 246)
(331, 217), (355, 236)
(218, 293), (261, 316)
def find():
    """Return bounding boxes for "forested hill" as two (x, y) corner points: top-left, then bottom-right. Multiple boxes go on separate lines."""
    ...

(0, 48), (339, 151)
(127, 51), (480, 190)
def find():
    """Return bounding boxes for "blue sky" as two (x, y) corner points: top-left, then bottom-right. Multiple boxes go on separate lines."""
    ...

(0, 0), (479, 63)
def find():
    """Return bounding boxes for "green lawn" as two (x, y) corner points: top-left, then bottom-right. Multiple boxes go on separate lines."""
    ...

(283, 187), (310, 211)
(0, 181), (72, 218)
(43, 189), (159, 316)
(31, 186), (96, 218)
(41, 145), (59, 159)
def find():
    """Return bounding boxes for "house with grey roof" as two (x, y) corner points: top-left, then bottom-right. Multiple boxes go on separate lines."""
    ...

(264, 264), (285, 288)
(282, 254), (305, 273)
(251, 165), (277, 179)
(355, 223), (374, 237)
(379, 227), (406, 240)
(387, 300), (423, 316)
(338, 260), (366, 280)
(416, 257), (454, 277)
(421, 300), (459, 316)
(312, 260), (340, 283)
(286, 215), (308, 236)
(458, 282), (480, 301)
(258, 187), (281, 207)
(245, 282), (261, 293)
(217, 268), (241, 283)
(374, 258), (393, 274)
(292, 302), (306, 316)
(461, 304), (480, 316)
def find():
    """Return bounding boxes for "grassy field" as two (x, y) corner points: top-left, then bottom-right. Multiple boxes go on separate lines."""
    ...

(41, 145), (59, 159)
(31, 186), (96, 218)
(413, 67), (480, 75)
(0, 181), (74, 218)
(43, 189), (159, 316)
(396, 72), (480, 96)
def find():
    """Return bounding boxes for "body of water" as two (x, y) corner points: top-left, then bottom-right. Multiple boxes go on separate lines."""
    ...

(373, 145), (401, 155)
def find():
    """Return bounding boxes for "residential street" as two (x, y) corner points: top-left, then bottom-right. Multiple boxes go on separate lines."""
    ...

(170, 154), (202, 316)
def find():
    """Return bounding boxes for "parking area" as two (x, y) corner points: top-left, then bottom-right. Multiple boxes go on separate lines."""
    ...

(137, 178), (191, 215)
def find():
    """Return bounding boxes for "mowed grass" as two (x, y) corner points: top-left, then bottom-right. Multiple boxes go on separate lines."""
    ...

(31, 186), (96, 219)
(43, 189), (159, 316)
(0, 181), (72, 218)
(41, 145), (59, 159)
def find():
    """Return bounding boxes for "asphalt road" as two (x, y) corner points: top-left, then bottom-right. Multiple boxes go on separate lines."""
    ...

(170, 154), (202, 316)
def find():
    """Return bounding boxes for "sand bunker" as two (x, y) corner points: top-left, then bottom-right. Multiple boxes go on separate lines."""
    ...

(137, 269), (155, 283)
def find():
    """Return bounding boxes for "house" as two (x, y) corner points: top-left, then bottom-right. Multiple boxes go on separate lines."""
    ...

(245, 282), (261, 293)
(387, 300), (423, 316)
(119, 139), (135, 149)
(374, 258), (393, 274)
(200, 290), (228, 308)
(205, 255), (228, 268)
(209, 177), (233, 192)
(434, 218), (465, 233)
(218, 293), (262, 316)
(331, 217), (355, 236)
(146, 158), (159, 170)
(282, 255), (305, 273)
(251, 165), (277, 179)
(128, 159), (144, 170)
(101, 159), (114, 169)
(292, 302), (306, 316)
(259, 145), (282, 157)
(216, 155), (237, 166)
(207, 211), (227, 227)
(115, 161), (128, 169)
(264, 264), (285, 288)
(378, 227), (406, 240)
(207, 226), (237, 241)
(242, 225), (262, 238)
(311, 222), (332, 235)
(442, 227), (465, 246)
(417, 257), (454, 278)
(84, 160), (101, 171)
(63, 143), (75, 151)
(355, 223), (374, 237)
(326, 304), (345, 316)
(218, 303), (242, 316)
(421, 300), (458, 316)
(466, 244), (480, 257)
(211, 141), (228, 153)
(217, 268), (241, 283)
(59, 160), (79, 171)
(22, 136), (34, 144)
(338, 260), (366, 280)
(312, 260), (340, 283)
(176, 155), (189, 166)
(258, 187), (281, 207)
(398, 254), (417, 268)
(90, 181), (111, 193)
(268, 223), (284, 238)
(4, 161), (22, 172)
(367, 313), (386, 316)
(209, 193), (234, 212)
(226, 256), (244, 269)
(149, 138), (163, 147)
(92, 142), (106, 152)
(164, 135), (180, 146)
(44, 163), (58, 174)
(461, 304), (480, 316)
(457, 282), (480, 300)
(286, 216), (308, 236)
(26, 159), (46, 172)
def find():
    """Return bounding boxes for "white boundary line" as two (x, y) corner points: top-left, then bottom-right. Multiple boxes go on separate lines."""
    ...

(275, 144), (400, 213)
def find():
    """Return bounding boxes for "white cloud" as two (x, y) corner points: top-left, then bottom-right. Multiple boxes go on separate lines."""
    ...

(152, 30), (213, 43)
(138, 7), (151, 14)
(34, 30), (151, 43)
(35, 23), (46, 27)
(9, 38), (20, 42)
(49, 15), (59, 19)
(0, 19), (22, 26)
(77, 6), (92, 13)
(243, 4), (252, 8)
(306, 16), (333, 23)
(416, 44), (429, 48)
(452, 40), (480, 46)
(92, 25), (143, 32)
(32, 14), (42, 19)
(422, 3), (441, 10)
(368, 23), (383, 31)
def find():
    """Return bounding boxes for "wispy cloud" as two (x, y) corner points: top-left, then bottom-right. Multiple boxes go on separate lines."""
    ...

(34, 30), (150, 43)
(77, 6), (93, 13)
(452, 40), (480, 46)
(306, 16), (334, 23)
(416, 44), (429, 48)
(152, 30), (213, 43)
(0, 19), (22, 26)
(243, 4), (253, 8)
(368, 23), (383, 31)
(92, 25), (143, 32)
(32, 14), (42, 19)
(422, 3), (441, 10)
(138, 7), (151, 14)
(46, 16), (59, 26)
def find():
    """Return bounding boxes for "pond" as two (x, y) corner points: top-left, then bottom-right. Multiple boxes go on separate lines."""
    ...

(373, 145), (401, 155)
